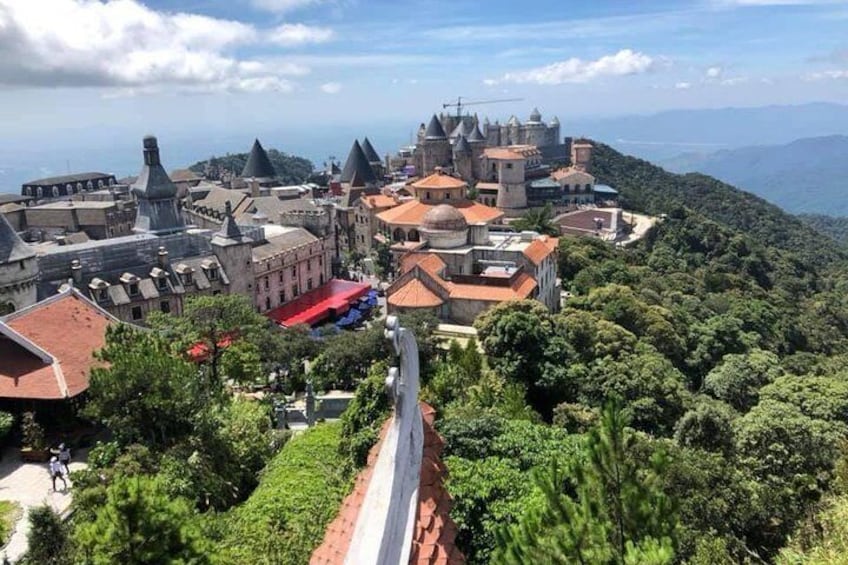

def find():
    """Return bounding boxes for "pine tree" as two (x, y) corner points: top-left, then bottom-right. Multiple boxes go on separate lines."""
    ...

(494, 401), (678, 564)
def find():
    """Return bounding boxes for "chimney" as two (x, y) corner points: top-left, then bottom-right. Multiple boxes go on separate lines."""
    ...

(70, 259), (82, 285)
(157, 246), (169, 268)
(249, 179), (260, 198)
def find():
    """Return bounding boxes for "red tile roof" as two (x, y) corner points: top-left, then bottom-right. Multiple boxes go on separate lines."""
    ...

(400, 253), (446, 276)
(377, 200), (503, 227)
(447, 272), (537, 302)
(0, 290), (114, 400)
(387, 279), (445, 309)
(411, 171), (467, 190)
(522, 237), (558, 266)
(311, 403), (464, 565)
(362, 194), (399, 209)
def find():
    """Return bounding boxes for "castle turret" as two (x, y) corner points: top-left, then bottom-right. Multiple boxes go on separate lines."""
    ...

(340, 140), (379, 207)
(453, 135), (473, 183)
(467, 121), (487, 180)
(211, 201), (253, 297)
(132, 136), (185, 235)
(420, 114), (452, 176)
(0, 213), (37, 314)
(241, 139), (277, 185)
(361, 137), (384, 179)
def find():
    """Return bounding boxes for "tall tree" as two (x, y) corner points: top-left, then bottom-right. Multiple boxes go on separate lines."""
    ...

(494, 402), (678, 564)
(74, 476), (212, 564)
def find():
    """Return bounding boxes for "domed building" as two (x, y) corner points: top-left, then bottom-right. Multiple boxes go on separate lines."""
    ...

(420, 204), (468, 249)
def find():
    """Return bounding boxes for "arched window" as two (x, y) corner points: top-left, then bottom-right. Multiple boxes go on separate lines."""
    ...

(66, 183), (73, 194)
(36, 187), (43, 198)
(0, 302), (14, 316)
(392, 227), (406, 242)
(408, 229), (420, 242)
(52, 186), (59, 197)
(98, 179), (104, 188)
(585, 183), (592, 192)
(24, 186), (31, 196)
(86, 180), (93, 190)
(108, 178), (115, 186)
(77, 182), (83, 192)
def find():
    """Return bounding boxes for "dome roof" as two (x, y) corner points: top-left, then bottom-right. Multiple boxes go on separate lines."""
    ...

(529, 107), (542, 122)
(421, 204), (468, 232)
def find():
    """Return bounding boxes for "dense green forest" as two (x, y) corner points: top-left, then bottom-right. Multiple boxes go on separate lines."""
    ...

(28, 142), (848, 564)
(797, 213), (848, 246)
(188, 149), (314, 185)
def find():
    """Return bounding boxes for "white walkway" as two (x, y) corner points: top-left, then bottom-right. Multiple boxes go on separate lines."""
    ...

(0, 448), (86, 563)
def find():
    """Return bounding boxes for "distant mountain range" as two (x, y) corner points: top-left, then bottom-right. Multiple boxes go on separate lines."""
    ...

(656, 135), (848, 216)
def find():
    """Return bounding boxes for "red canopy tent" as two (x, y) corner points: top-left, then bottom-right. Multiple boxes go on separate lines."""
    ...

(266, 279), (371, 328)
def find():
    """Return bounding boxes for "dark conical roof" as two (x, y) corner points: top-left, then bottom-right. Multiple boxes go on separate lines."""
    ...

(340, 140), (378, 185)
(0, 212), (34, 264)
(424, 114), (447, 140)
(450, 120), (468, 139)
(361, 137), (381, 164)
(468, 121), (486, 143)
(453, 135), (471, 154)
(241, 139), (276, 179)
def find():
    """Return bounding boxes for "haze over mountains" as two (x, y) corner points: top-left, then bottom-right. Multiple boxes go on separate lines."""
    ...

(659, 135), (848, 216)
(2, 102), (847, 215)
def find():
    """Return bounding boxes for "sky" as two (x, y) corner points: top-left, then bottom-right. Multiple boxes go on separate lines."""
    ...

(0, 0), (847, 182)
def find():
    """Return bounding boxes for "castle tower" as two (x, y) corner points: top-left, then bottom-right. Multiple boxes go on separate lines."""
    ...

(361, 137), (384, 179)
(340, 140), (379, 207)
(571, 141), (594, 172)
(506, 115), (521, 145)
(453, 135), (473, 183)
(420, 115), (452, 176)
(132, 135), (186, 235)
(467, 121), (487, 180)
(548, 116), (561, 147)
(0, 213), (37, 314)
(524, 108), (546, 147)
(211, 201), (253, 297)
(241, 139), (277, 186)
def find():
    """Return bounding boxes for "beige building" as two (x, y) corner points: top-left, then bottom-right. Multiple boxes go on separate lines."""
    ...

(23, 200), (135, 240)
(354, 194), (399, 253)
(252, 226), (333, 314)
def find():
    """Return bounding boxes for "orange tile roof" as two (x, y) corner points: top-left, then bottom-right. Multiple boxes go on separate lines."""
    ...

(0, 291), (114, 399)
(388, 279), (445, 309)
(522, 238), (557, 266)
(362, 194), (399, 209)
(377, 200), (503, 227)
(310, 403), (464, 565)
(410, 171), (467, 190)
(400, 253), (446, 276)
(552, 167), (594, 181)
(483, 147), (527, 160)
(447, 272), (537, 302)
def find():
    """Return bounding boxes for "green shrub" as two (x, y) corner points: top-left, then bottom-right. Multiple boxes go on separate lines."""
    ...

(0, 411), (13, 444)
(215, 422), (348, 564)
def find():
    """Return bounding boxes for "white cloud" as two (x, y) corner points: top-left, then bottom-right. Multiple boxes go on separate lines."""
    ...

(251, 0), (322, 13)
(0, 0), (320, 92)
(675, 81), (692, 89)
(320, 81), (341, 94)
(706, 66), (723, 79)
(493, 49), (654, 85)
(806, 69), (848, 80)
(268, 23), (334, 46)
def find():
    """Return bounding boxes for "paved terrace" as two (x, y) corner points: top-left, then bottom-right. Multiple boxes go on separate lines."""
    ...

(0, 448), (87, 563)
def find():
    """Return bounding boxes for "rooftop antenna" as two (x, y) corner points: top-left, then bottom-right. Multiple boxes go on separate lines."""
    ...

(442, 96), (524, 119)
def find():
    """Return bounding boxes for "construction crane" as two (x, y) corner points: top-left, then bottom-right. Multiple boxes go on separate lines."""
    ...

(442, 96), (523, 119)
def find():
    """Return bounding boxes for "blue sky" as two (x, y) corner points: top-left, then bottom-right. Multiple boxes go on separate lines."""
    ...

(0, 0), (847, 180)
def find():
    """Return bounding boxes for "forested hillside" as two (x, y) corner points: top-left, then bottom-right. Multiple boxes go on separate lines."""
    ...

(798, 213), (848, 246)
(188, 149), (314, 185)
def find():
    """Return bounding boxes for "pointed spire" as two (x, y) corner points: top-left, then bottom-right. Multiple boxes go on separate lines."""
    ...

(241, 139), (276, 179)
(218, 201), (244, 240)
(453, 135), (471, 154)
(132, 135), (185, 235)
(361, 137), (381, 164)
(424, 114), (447, 140)
(450, 120), (469, 140)
(551, 116), (560, 125)
(468, 121), (486, 143)
(0, 212), (34, 264)
(340, 140), (377, 185)
(529, 107), (542, 122)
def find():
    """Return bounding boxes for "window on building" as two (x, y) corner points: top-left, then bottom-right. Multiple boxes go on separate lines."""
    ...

(19, 260), (25, 270)
(98, 289), (108, 302)
(208, 268), (219, 281)
(506, 163), (513, 169)
(307, 279), (313, 291)
(279, 272), (284, 283)
(128, 283), (139, 297)
(264, 276), (269, 290)
(444, 192), (450, 200)
(319, 256), (323, 267)
(426, 192), (431, 200)
(585, 183), (592, 192)
(291, 266), (297, 277)
(181, 273), (193, 286)
(307, 260), (311, 272)
(213, 290), (221, 296)
(157, 277), (168, 291)
(131, 306), (142, 320)
(319, 274), (324, 285)
(265, 297), (271, 311)
(292, 284), (298, 298)
(160, 300), (170, 314)
(279, 290), (286, 303)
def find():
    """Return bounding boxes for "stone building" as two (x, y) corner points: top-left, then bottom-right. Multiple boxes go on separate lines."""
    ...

(21, 172), (118, 202)
(252, 226), (333, 314)
(483, 108), (561, 148)
(0, 213), (38, 315)
(385, 206), (559, 325)
(354, 194), (398, 254)
(21, 200), (135, 240)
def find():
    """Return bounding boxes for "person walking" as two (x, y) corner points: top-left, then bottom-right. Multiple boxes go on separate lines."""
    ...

(57, 443), (71, 474)
(49, 456), (67, 492)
